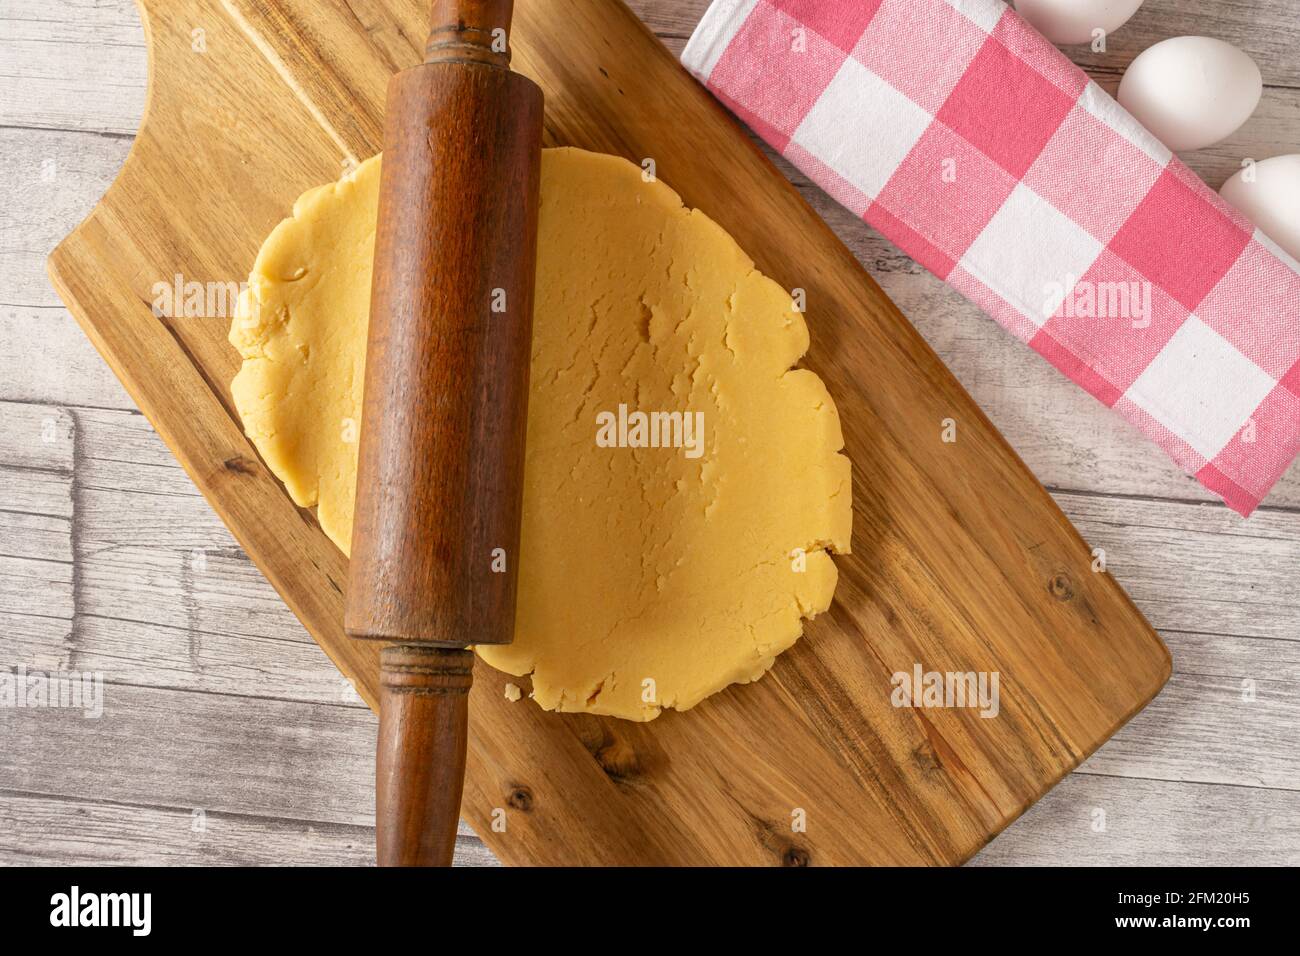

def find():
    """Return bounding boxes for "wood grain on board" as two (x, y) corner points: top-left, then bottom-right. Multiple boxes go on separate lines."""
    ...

(39, 0), (1177, 866)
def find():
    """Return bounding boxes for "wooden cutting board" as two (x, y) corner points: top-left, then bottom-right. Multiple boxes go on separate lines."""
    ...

(47, 0), (1170, 866)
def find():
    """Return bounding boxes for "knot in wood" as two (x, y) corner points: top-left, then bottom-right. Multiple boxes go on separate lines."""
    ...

(1048, 572), (1074, 602)
(782, 846), (811, 867)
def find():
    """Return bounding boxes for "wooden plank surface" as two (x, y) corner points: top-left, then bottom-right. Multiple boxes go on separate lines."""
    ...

(44, 0), (1175, 868)
(1, 0), (1298, 866)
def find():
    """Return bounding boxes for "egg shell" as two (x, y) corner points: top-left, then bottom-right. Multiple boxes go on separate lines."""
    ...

(1220, 155), (1300, 263)
(1118, 36), (1262, 152)
(1014, 0), (1144, 46)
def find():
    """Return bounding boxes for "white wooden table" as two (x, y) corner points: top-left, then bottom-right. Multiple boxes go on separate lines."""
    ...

(2, 0), (1298, 866)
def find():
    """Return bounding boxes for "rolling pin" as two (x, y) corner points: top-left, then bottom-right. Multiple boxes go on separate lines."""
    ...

(344, 0), (543, 867)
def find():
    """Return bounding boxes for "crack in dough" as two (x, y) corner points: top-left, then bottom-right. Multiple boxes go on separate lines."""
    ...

(230, 147), (852, 721)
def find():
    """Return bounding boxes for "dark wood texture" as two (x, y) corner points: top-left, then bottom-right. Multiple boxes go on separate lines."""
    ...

(346, 3), (542, 649)
(377, 645), (475, 866)
(346, 0), (543, 865)
(45, 0), (1171, 865)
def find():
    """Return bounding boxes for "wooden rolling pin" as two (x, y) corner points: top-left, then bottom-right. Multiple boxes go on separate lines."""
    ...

(344, 0), (543, 867)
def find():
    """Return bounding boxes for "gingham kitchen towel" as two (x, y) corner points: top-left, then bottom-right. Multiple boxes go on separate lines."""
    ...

(682, 0), (1300, 516)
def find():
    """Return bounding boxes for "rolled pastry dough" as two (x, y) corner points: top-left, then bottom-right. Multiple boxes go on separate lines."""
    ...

(230, 148), (851, 721)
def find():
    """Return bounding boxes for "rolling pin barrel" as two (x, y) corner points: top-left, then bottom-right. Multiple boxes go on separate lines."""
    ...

(344, 0), (543, 866)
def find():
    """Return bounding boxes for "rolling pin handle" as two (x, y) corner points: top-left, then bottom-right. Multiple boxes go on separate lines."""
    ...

(425, 0), (517, 67)
(375, 644), (475, 867)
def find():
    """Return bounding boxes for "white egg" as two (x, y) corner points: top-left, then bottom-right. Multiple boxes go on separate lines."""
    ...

(1220, 155), (1300, 263)
(1118, 36), (1262, 152)
(1014, 0), (1144, 46)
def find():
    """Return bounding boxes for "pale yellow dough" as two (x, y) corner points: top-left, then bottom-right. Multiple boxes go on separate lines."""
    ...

(230, 148), (851, 721)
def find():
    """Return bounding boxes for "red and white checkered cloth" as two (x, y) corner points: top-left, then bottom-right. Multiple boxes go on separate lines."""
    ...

(682, 0), (1300, 516)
